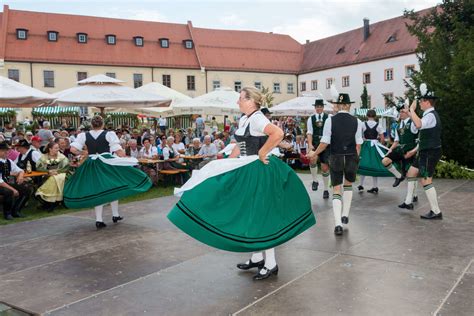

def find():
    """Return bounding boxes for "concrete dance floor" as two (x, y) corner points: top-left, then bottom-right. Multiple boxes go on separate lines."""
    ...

(0, 175), (473, 315)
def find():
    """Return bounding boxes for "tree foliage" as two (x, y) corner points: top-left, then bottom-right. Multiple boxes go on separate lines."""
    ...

(360, 85), (369, 108)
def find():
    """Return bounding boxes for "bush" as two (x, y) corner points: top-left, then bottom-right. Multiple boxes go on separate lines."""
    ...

(434, 159), (474, 179)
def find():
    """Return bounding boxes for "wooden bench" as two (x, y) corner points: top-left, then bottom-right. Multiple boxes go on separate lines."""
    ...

(159, 169), (190, 185)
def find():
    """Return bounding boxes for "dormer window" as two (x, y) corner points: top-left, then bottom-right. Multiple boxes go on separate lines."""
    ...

(159, 38), (169, 48)
(77, 33), (88, 44)
(336, 46), (345, 54)
(386, 34), (397, 43)
(16, 29), (28, 40)
(106, 35), (116, 45)
(47, 31), (58, 42)
(183, 39), (193, 49)
(134, 36), (144, 47)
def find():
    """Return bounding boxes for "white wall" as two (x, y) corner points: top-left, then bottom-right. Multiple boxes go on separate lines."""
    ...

(298, 54), (419, 109)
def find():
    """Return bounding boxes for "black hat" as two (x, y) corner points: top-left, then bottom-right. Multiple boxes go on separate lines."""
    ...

(328, 93), (355, 104)
(417, 83), (438, 100)
(0, 142), (10, 151)
(313, 99), (324, 107)
(15, 139), (30, 148)
(261, 108), (272, 115)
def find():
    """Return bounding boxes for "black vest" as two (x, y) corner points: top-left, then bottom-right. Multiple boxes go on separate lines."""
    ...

(234, 113), (268, 156)
(0, 159), (12, 182)
(311, 113), (328, 146)
(85, 131), (110, 154)
(419, 110), (442, 150)
(17, 149), (37, 171)
(363, 121), (379, 140)
(330, 113), (358, 156)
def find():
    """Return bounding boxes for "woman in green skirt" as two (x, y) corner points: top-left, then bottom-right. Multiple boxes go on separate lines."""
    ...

(64, 115), (152, 229)
(168, 87), (316, 280)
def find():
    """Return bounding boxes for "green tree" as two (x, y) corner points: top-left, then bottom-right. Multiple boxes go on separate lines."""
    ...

(360, 85), (369, 108)
(260, 86), (275, 108)
(404, 0), (474, 167)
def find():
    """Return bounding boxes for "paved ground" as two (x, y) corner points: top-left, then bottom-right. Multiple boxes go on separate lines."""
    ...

(0, 175), (473, 316)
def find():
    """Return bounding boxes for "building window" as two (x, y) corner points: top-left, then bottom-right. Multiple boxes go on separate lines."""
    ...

(77, 33), (88, 43)
(385, 68), (394, 81)
(287, 83), (294, 94)
(159, 38), (169, 48)
(77, 72), (88, 81)
(405, 65), (415, 78)
(43, 71), (55, 88)
(183, 40), (193, 49)
(134, 36), (144, 47)
(162, 75), (171, 88)
(342, 76), (350, 87)
(311, 80), (318, 90)
(326, 78), (333, 89)
(133, 73), (143, 88)
(187, 75), (195, 91)
(234, 81), (242, 92)
(47, 31), (58, 42)
(273, 83), (281, 94)
(212, 80), (220, 90)
(106, 35), (116, 45)
(254, 82), (262, 90)
(106, 72), (116, 78)
(300, 81), (306, 92)
(383, 93), (394, 107)
(7, 69), (20, 82)
(363, 72), (371, 84)
(16, 29), (28, 40)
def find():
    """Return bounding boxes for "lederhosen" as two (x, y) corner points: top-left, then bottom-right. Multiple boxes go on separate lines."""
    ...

(16, 149), (37, 171)
(0, 160), (31, 217)
(412, 110), (442, 178)
(311, 113), (330, 164)
(234, 111), (268, 156)
(363, 122), (379, 140)
(386, 119), (418, 175)
(328, 113), (359, 186)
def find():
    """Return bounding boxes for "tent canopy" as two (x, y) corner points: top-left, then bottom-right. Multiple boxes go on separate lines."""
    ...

(171, 87), (240, 116)
(0, 76), (56, 107)
(270, 93), (332, 116)
(354, 108), (387, 117)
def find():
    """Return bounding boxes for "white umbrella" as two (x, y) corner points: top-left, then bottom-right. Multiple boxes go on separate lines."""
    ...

(52, 74), (171, 113)
(270, 93), (332, 116)
(0, 76), (56, 107)
(173, 87), (240, 116)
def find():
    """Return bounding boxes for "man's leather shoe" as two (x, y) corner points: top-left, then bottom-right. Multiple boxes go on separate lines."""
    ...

(341, 216), (349, 224)
(96, 221), (107, 229)
(358, 185), (364, 192)
(237, 259), (265, 270)
(334, 226), (343, 235)
(323, 190), (329, 199)
(398, 202), (414, 210)
(367, 187), (379, 194)
(312, 181), (319, 191)
(413, 196), (418, 203)
(392, 176), (405, 187)
(420, 210), (443, 220)
(4, 214), (14, 220)
(253, 265), (279, 280)
(112, 216), (123, 223)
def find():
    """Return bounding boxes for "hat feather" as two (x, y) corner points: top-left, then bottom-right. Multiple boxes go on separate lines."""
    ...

(330, 85), (339, 100)
(420, 83), (427, 96)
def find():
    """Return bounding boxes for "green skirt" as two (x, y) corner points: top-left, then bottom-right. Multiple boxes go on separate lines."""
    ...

(358, 140), (393, 177)
(64, 156), (152, 209)
(167, 156), (316, 252)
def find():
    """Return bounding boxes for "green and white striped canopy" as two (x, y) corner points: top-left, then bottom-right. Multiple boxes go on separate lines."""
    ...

(0, 107), (15, 113)
(32, 107), (80, 115)
(354, 108), (386, 117)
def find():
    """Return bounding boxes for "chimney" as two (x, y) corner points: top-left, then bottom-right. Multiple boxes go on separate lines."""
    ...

(306, 40), (310, 44)
(363, 18), (370, 41)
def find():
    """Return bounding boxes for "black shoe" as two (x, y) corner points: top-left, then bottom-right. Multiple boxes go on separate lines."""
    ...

(392, 176), (405, 187)
(112, 216), (123, 223)
(413, 196), (418, 203)
(398, 202), (414, 210)
(334, 226), (343, 236)
(4, 214), (14, 220)
(312, 181), (319, 191)
(323, 190), (329, 199)
(341, 216), (349, 224)
(420, 210), (443, 220)
(358, 185), (364, 192)
(367, 187), (379, 194)
(96, 221), (107, 229)
(253, 265), (279, 280)
(237, 259), (265, 270)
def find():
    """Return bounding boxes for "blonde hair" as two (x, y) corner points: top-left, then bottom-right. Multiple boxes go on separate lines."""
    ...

(241, 86), (265, 108)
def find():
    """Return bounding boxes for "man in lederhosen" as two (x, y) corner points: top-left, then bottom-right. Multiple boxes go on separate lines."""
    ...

(308, 93), (363, 235)
(402, 84), (443, 219)
(306, 99), (331, 199)
(14, 139), (41, 171)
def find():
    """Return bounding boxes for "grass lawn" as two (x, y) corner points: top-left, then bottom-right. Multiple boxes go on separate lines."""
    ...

(0, 185), (174, 226)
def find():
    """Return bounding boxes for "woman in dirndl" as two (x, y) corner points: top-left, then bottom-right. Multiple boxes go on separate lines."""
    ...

(167, 87), (316, 280)
(64, 115), (152, 229)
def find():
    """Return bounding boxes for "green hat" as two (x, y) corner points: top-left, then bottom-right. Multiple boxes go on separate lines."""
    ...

(328, 93), (355, 104)
(313, 99), (324, 107)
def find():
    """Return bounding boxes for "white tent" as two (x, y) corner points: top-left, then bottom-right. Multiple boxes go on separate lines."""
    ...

(0, 76), (56, 107)
(270, 93), (332, 116)
(52, 74), (171, 112)
(172, 87), (240, 116)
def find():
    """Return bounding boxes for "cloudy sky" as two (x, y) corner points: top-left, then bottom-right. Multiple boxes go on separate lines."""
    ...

(1, 0), (439, 43)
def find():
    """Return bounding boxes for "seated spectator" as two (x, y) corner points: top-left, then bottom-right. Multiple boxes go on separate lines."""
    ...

(0, 142), (31, 220)
(198, 135), (218, 169)
(35, 142), (70, 212)
(200, 130), (210, 143)
(189, 138), (202, 155)
(131, 129), (142, 146)
(30, 135), (42, 153)
(14, 139), (41, 171)
(163, 136), (190, 179)
(173, 134), (186, 163)
(140, 138), (158, 159)
(25, 131), (33, 143)
(126, 139), (140, 158)
(6, 141), (20, 162)
(213, 133), (225, 151)
(57, 137), (71, 158)
(183, 128), (195, 147)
